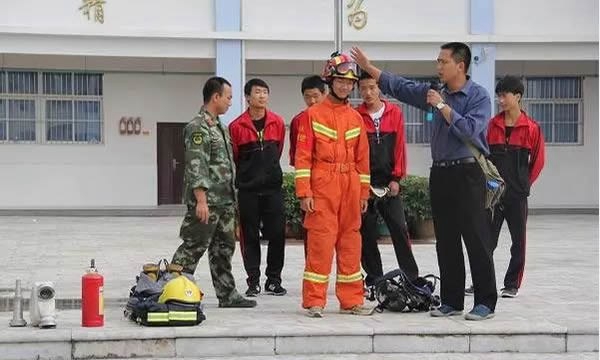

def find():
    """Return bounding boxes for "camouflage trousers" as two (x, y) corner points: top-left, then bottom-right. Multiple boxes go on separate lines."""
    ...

(172, 205), (240, 303)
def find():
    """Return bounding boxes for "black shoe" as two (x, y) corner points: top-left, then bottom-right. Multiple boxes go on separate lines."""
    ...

(219, 295), (257, 308)
(500, 287), (519, 298)
(245, 284), (260, 297)
(465, 285), (474, 296)
(264, 281), (287, 296)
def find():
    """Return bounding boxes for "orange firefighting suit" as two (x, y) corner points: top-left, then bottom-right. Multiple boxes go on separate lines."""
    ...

(294, 96), (371, 309)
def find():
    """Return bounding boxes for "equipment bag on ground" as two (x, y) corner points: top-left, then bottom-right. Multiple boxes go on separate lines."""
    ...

(124, 260), (206, 326)
(373, 268), (441, 312)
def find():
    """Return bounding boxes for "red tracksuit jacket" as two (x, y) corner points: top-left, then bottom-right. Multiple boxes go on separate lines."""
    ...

(355, 100), (407, 187)
(288, 110), (307, 167)
(487, 110), (545, 200)
(229, 109), (286, 192)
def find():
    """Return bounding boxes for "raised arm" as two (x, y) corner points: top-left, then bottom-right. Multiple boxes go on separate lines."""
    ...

(351, 46), (429, 111)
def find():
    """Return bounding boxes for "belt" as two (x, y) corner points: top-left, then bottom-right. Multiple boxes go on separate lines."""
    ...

(432, 157), (476, 168)
(313, 162), (355, 173)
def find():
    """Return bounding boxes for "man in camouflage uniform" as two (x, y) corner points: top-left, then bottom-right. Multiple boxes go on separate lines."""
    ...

(171, 76), (256, 308)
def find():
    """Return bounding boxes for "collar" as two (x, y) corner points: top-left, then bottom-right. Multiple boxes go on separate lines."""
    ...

(236, 108), (277, 129)
(199, 106), (219, 126)
(491, 110), (530, 129)
(292, 109), (306, 120)
(444, 76), (473, 95)
(322, 96), (350, 109)
(356, 99), (391, 116)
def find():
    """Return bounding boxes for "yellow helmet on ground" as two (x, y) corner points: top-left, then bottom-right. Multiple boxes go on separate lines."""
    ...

(158, 276), (203, 304)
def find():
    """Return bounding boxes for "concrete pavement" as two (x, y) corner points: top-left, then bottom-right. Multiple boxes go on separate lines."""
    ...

(0, 214), (597, 359)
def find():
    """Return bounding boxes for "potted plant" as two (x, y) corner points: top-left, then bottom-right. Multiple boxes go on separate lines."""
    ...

(282, 172), (304, 239)
(400, 175), (434, 240)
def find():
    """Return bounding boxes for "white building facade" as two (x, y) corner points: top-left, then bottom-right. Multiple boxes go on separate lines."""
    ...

(0, 0), (597, 209)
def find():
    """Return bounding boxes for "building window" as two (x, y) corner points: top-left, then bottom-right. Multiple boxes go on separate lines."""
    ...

(521, 77), (583, 144)
(8, 99), (36, 142)
(0, 100), (4, 141)
(0, 71), (103, 144)
(0, 71), (37, 142)
(351, 76), (584, 145)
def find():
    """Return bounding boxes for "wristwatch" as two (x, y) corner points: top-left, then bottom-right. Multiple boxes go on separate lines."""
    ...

(436, 101), (447, 110)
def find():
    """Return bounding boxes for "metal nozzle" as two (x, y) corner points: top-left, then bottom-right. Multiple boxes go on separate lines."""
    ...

(9, 279), (27, 327)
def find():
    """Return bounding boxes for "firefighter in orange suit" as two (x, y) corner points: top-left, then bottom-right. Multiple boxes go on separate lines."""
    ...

(294, 53), (374, 317)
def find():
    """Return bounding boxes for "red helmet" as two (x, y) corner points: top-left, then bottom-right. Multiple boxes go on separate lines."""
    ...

(321, 52), (359, 81)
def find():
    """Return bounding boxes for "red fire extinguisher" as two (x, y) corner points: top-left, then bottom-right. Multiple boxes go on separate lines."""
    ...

(82, 259), (104, 327)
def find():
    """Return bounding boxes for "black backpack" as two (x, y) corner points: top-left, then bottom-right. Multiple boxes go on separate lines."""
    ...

(373, 268), (441, 313)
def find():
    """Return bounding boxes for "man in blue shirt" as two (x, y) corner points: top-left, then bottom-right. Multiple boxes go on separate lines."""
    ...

(352, 42), (497, 320)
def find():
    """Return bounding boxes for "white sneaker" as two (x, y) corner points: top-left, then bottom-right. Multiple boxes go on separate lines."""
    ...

(306, 306), (323, 318)
(340, 304), (375, 316)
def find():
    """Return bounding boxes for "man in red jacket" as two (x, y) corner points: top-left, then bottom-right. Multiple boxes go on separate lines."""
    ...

(289, 76), (327, 252)
(289, 75), (327, 167)
(355, 72), (420, 292)
(466, 75), (545, 298)
(229, 78), (287, 297)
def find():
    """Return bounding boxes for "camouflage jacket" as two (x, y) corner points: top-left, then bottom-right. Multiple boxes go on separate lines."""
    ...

(183, 107), (236, 207)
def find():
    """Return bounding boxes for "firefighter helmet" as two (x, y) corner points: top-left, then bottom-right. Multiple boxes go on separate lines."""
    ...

(322, 52), (359, 81)
(158, 276), (203, 304)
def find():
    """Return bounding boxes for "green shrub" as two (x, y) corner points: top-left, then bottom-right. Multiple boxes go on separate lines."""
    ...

(400, 175), (432, 221)
(281, 173), (432, 237)
(282, 172), (303, 236)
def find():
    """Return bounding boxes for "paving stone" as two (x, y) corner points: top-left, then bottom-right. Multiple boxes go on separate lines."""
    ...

(176, 336), (275, 357)
(374, 334), (469, 353)
(470, 334), (566, 353)
(567, 334), (599, 352)
(275, 335), (372, 355)
(0, 342), (71, 360)
(72, 338), (176, 359)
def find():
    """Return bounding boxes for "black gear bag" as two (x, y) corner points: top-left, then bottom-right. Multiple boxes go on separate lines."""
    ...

(374, 268), (441, 313)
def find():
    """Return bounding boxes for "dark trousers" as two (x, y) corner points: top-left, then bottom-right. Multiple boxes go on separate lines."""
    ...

(430, 163), (497, 311)
(360, 196), (419, 286)
(491, 197), (528, 289)
(238, 189), (286, 286)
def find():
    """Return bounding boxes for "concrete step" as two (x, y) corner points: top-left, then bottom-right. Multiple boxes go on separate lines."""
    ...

(0, 308), (597, 360)
(104, 355), (600, 360)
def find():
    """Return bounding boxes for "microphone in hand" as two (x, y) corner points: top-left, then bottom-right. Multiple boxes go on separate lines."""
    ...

(426, 81), (442, 122)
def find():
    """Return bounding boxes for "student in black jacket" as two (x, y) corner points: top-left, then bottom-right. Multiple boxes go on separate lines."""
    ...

(355, 72), (420, 289)
(229, 78), (287, 297)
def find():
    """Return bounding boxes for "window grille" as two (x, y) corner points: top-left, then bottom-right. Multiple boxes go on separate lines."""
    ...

(521, 77), (583, 144)
(0, 71), (103, 144)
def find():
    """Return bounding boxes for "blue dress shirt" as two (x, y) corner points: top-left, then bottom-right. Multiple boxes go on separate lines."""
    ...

(378, 71), (491, 161)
